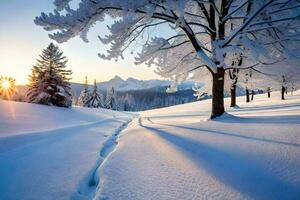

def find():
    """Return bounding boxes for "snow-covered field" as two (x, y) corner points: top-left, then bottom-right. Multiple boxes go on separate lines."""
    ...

(1, 91), (300, 200)
(0, 101), (134, 200)
(98, 91), (300, 200)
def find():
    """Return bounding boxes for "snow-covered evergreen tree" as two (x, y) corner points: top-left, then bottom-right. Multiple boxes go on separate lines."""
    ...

(27, 43), (72, 107)
(106, 87), (116, 110)
(87, 80), (103, 108)
(78, 76), (91, 107)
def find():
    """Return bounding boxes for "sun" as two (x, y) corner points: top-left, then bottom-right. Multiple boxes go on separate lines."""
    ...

(2, 80), (11, 90)
(0, 76), (16, 100)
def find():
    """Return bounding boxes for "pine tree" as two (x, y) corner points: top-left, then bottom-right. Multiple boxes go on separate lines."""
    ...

(87, 80), (103, 108)
(78, 76), (91, 107)
(27, 43), (72, 107)
(106, 87), (116, 110)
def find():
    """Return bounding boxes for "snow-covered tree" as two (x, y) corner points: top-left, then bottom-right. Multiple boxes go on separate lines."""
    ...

(227, 68), (240, 107)
(87, 80), (103, 108)
(35, 0), (300, 118)
(27, 43), (72, 107)
(78, 76), (91, 107)
(287, 73), (300, 96)
(243, 69), (252, 103)
(247, 59), (300, 100)
(245, 70), (276, 99)
(106, 87), (117, 110)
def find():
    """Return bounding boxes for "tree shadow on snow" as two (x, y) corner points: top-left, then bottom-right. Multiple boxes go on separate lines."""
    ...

(215, 112), (300, 125)
(139, 120), (300, 199)
(153, 120), (300, 149)
(228, 103), (300, 113)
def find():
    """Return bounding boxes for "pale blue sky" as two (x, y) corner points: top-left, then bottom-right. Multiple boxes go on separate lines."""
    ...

(0, 0), (164, 84)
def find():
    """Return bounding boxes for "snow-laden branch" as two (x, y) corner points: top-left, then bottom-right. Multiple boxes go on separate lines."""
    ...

(222, 0), (249, 22)
(35, 0), (300, 96)
(221, 0), (275, 48)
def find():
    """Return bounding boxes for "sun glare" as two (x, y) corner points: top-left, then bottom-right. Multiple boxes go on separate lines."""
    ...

(0, 76), (16, 100)
(2, 80), (11, 90)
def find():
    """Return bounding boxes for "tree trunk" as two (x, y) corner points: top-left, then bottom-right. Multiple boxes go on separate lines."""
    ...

(281, 86), (285, 100)
(285, 87), (288, 94)
(251, 90), (254, 101)
(246, 88), (250, 103)
(211, 68), (225, 119)
(230, 84), (236, 107)
(267, 87), (271, 98)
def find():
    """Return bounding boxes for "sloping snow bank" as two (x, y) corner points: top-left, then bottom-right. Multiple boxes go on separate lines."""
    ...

(0, 100), (134, 200)
(0, 100), (130, 137)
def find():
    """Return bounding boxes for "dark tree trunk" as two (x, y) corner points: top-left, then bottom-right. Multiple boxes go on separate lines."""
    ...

(251, 90), (255, 101)
(281, 86), (285, 100)
(267, 87), (271, 98)
(246, 88), (250, 103)
(211, 68), (225, 119)
(230, 84), (237, 107)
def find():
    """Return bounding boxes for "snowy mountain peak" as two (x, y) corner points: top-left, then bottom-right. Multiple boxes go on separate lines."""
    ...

(112, 75), (124, 82)
(126, 77), (138, 82)
(96, 77), (172, 92)
(109, 76), (125, 85)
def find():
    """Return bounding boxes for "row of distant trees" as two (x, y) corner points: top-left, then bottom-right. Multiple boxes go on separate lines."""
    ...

(74, 80), (196, 111)
(75, 76), (117, 110)
(193, 67), (298, 106)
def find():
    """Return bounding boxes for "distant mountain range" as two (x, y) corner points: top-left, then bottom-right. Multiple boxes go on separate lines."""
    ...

(16, 75), (251, 99)
(15, 76), (249, 110)
(98, 76), (171, 91)
(71, 76), (195, 96)
(17, 76), (196, 97)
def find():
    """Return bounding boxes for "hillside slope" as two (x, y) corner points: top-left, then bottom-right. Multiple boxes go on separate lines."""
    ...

(0, 101), (134, 200)
(98, 91), (300, 200)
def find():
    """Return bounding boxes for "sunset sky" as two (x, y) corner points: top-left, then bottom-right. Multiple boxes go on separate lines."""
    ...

(0, 0), (163, 85)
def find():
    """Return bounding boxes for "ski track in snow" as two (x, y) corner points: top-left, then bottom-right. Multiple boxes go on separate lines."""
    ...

(96, 91), (300, 200)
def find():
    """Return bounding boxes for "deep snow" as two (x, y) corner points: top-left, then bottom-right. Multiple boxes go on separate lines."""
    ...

(98, 91), (300, 200)
(1, 91), (300, 200)
(0, 100), (134, 200)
